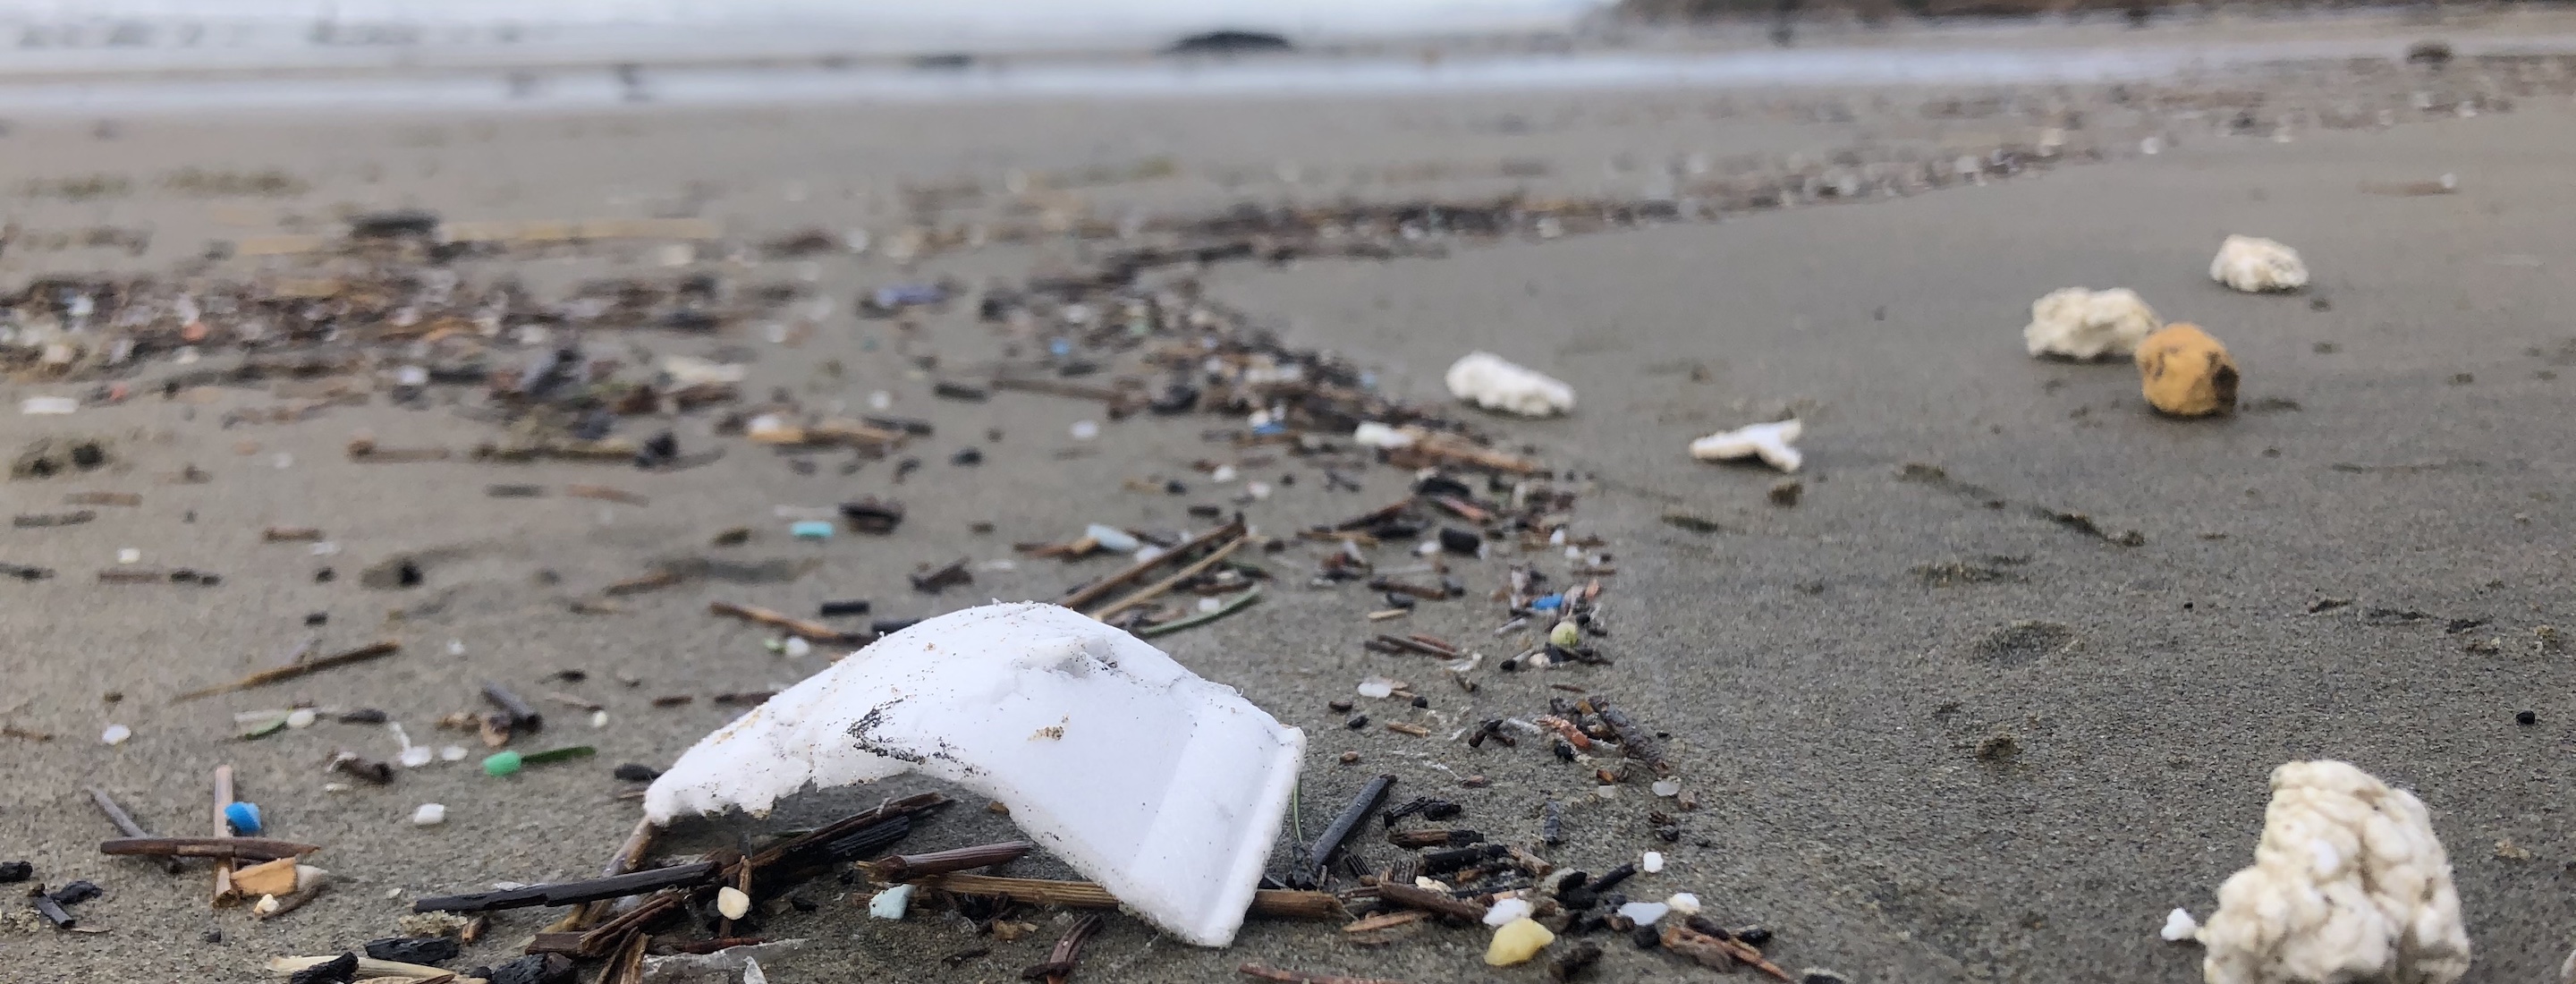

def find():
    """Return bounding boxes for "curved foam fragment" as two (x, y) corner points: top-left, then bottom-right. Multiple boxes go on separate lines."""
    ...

(644, 602), (1305, 946)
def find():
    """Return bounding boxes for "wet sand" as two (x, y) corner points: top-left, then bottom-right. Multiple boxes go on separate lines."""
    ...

(4, 21), (2576, 984)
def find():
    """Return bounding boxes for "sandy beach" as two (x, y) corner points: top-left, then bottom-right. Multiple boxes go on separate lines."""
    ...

(4, 11), (2576, 983)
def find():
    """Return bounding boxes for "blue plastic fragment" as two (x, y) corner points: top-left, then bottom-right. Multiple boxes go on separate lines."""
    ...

(1250, 422), (1287, 437)
(223, 801), (262, 836)
(790, 521), (835, 540)
(1530, 593), (1564, 610)
(1048, 338), (1073, 358)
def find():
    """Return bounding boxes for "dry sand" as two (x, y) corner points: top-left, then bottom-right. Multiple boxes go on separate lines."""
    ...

(3, 20), (2575, 984)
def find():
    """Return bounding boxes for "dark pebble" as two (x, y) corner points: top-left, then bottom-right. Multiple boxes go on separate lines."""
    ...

(338, 708), (387, 724)
(1630, 924), (1661, 948)
(202, 929), (224, 943)
(315, 567), (335, 582)
(951, 447), (984, 466)
(0, 861), (30, 883)
(1345, 714), (1369, 729)
(364, 937), (462, 965)
(2518, 710), (2538, 725)
(818, 598), (872, 617)
(47, 880), (103, 905)
(614, 763), (663, 783)
(304, 612), (328, 626)
(790, 894), (819, 912)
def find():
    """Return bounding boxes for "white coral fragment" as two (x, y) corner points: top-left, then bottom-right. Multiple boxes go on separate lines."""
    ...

(2211, 235), (2309, 293)
(1689, 420), (1802, 473)
(643, 602), (1305, 947)
(2023, 287), (2161, 359)
(2200, 760), (2470, 984)
(1445, 352), (1574, 417)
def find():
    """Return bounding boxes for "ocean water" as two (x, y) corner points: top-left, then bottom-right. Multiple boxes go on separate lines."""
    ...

(0, 0), (1606, 59)
(0, 1), (2568, 115)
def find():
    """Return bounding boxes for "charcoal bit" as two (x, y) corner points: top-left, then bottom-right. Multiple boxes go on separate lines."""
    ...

(364, 937), (462, 965)
(287, 952), (360, 984)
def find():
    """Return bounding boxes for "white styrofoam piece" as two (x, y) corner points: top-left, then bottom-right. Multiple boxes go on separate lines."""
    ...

(2022, 286), (2159, 359)
(1445, 352), (1575, 417)
(1688, 420), (1802, 472)
(643, 602), (1306, 947)
(2210, 234), (2309, 293)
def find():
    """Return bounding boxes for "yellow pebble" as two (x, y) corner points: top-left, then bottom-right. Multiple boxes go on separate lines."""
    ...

(1485, 917), (1555, 966)
(2135, 322), (2238, 417)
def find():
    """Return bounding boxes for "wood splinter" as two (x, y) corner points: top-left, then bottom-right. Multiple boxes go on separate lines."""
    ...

(1240, 963), (1415, 984)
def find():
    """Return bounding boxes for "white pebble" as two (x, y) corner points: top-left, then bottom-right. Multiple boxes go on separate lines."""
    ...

(2161, 907), (2200, 942)
(1197, 597), (1221, 613)
(1592, 785), (1617, 801)
(1211, 465), (1237, 483)
(1617, 901), (1671, 926)
(411, 803), (446, 826)
(100, 724), (131, 745)
(868, 390), (892, 411)
(115, 547), (140, 564)
(1642, 851), (1665, 873)
(1355, 677), (1396, 700)
(1483, 896), (1534, 928)
(399, 746), (435, 768)
(1070, 420), (1099, 440)
(589, 709), (609, 729)
(309, 541), (339, 556)
(1245, 481), (1272, 500)
(1665, 892), (1702, 915)
(273, 453), (293, 469)
(446, 640), (465, 656)
(1652, 779), (1682, 797)
(285, 708), (318, 729)
(783, 637), (812, 658)
(438, 745), (468, 762)
(869, 884), (916, 920)
(716, 886), (751, 920)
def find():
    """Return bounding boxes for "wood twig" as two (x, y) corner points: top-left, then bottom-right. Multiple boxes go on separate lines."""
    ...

(915, 874), (1344, 920)
(867, 841), (1033, 882)
(1059, 519), (1243, 610)
(557, 816), (659, 932)
(1022, 912), (1104, 983)
(88, 787), (182, 873)
(1362, 881), (1487, 922)
(211, 764), (238, 905)
(1090, 536), (1247, 620)
(411, 861), (717, 912)
(708, 601), (861, 643)
(100, 836), (321, 861)
(1239, 964), (1414, 984)
(172, 640), (400, 702)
